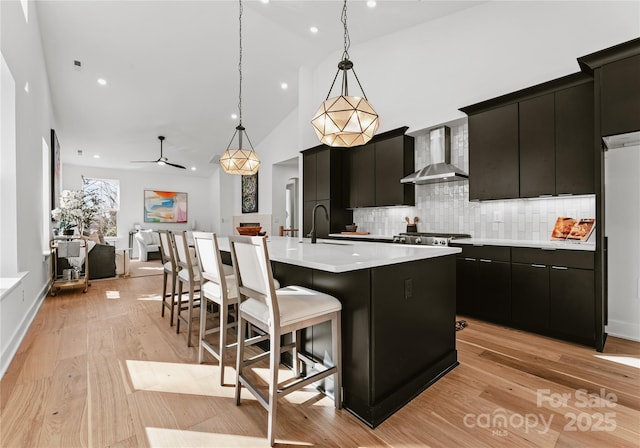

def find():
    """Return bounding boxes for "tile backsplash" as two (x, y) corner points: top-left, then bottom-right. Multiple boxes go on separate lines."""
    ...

(353, 122), (596, 241)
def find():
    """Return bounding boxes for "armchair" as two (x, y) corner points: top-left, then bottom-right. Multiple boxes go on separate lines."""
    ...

(134, 229), (161, 261)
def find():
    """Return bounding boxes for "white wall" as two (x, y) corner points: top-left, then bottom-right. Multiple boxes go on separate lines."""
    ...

(229, 109), (302, 227)
(62, 164), (217, 256)
(0, 0), (56, 377)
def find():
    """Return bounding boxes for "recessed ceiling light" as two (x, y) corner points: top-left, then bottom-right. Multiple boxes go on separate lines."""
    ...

(24, 82), (29, 93)
(97, 78), (107, 86)
(260, 0), (269, 4)
(280, 82), (288, 90)
(93, 154), (100, 159)
(367, 0), (377, 8)
(231, 113), (238, 120)
(190, 166), (197, 171)
(310, 26), (319, 34)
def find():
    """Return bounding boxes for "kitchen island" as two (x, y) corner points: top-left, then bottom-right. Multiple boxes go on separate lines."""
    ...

(218, 236), (460, 427)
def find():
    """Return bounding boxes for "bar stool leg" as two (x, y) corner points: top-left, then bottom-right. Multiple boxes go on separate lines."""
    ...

(235, 316), (246, 406)
(267, 329), (281, 447)
(332, 313), (342, 409)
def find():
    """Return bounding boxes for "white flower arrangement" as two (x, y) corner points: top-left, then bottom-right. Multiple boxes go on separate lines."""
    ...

(52, 189), (101, 233)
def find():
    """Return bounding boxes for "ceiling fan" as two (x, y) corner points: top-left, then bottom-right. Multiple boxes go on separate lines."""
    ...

(131, 136), (186, 169)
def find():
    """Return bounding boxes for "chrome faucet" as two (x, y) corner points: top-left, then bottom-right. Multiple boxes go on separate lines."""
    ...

(308, 203), (328, 244)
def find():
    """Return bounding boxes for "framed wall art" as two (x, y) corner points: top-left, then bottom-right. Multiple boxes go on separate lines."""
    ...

(50, 129), (61, 210)
(144, 190), (188, 223)
(241, 173), (258, 214)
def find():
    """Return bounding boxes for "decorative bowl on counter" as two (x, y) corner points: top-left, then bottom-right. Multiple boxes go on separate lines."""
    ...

(345, 224), (358, 232)
(236, 226), (262, 236)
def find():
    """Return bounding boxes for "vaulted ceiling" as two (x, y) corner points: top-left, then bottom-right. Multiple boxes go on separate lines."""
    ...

(37, 1), (483, 177)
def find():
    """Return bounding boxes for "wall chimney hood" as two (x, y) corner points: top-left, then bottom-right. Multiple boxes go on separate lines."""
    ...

(401, 126), (468, 185)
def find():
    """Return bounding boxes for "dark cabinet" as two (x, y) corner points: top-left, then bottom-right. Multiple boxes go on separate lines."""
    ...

(348, 145), (375, 208)
(519, 94), (555, 197)
(302, 146), (352, 238)
(555, 82), (595, 195)
(519, 82), (595, 197)
(600, 54), (640, 137)
(461, 73), (595, 200)
(454, 245), (511, 324)
(466, 103), (519, 200)
(455, 243), (597, 346)
(512, 263), (550, 332)
(549, 266), (595, 341)
(511, 248), (595, 344)
(374, 136), (415, 207)
(347, 127), (414, 208)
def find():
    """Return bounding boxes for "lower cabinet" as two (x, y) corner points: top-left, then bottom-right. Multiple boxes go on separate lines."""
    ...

(549, 266), (595, 341)
(455, 245), (511, 324)
(511, 248), (595, 345)
(511, 263), (550, 332)
(454, 244), (596, 347)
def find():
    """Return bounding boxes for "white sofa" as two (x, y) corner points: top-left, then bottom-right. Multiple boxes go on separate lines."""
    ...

(134, 230), (161, 261)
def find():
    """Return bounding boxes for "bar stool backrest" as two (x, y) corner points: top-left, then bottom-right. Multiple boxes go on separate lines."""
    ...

(192, 232), (227, 294)
(158, 230), (177, 271)
(229, 236), (280, 329)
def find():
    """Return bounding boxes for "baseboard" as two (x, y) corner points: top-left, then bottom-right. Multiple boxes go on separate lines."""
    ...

(605, 319), (640, 343)
(0, 282), (47, 379)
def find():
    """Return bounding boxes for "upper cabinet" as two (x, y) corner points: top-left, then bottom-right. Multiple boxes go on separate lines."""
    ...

(301, 146), (352, 237)
(347, 127), (415, 208)
(466, 104), (519, 201)
(578, 38), (640, 138)
(460, 73), (595, 200)
(555, 82), (595, 195)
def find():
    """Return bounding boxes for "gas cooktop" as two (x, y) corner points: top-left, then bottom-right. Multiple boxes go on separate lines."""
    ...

(392, 232), (471, 246)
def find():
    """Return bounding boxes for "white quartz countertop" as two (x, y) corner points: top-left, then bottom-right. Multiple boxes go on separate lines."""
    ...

(452, 238), (596, 252)
(328, 233), (395, 241)
(217, 236), (460, 273)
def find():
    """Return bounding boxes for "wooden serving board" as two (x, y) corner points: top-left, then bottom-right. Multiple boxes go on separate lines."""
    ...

(341, 232), (370, 235)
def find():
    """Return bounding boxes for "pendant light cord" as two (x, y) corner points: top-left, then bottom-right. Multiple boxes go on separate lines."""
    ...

(324, 0), (368, 101)
(238, 0), (243, 126)
(341, 0), (350, 61)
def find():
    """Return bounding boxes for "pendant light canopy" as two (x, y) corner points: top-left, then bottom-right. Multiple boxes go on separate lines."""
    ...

(220, 0), (260, 176)
(311, 0), (379, 148)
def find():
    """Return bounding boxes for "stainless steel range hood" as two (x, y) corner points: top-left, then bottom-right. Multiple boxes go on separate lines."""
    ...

(401, 126), (468, 185)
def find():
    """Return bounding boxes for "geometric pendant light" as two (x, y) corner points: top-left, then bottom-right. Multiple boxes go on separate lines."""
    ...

(311, 0), (379, 147)
(220, 0), (260, 175)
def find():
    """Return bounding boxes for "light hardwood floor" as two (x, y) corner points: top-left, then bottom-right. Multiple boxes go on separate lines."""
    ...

(1, 274), (639, 447)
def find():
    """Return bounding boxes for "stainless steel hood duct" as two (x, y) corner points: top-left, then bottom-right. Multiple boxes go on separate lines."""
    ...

(401, 126), (468, 185)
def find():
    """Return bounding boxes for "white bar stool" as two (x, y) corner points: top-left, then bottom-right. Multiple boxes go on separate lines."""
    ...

(192, 231), (238, 385)
(229, 235), (342, 446)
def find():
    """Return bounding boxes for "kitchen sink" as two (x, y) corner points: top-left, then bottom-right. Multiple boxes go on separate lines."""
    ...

(300, 241), (353, 246)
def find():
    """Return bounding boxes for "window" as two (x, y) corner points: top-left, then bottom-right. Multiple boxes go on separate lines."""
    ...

(83, 177), (119, 237)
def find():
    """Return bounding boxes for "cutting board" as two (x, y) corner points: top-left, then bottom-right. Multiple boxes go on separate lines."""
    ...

(341, 231), (370, 235)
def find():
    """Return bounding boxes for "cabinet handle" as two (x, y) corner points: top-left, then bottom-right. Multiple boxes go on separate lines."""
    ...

(542, 248), (557, 251)
(479, 259), (492, 263)
(551, 265), (568, 270)
(531, 264), (547, 268)
(464, 257), (477, 262)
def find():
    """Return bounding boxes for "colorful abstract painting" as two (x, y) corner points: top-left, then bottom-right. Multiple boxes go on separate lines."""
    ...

(242, 173), (258, 213)
(144, 190), (188, 223)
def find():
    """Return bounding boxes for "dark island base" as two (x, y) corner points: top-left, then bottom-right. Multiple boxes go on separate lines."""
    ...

(271, 254), (458, 427)
(347, 352), (459, 428)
